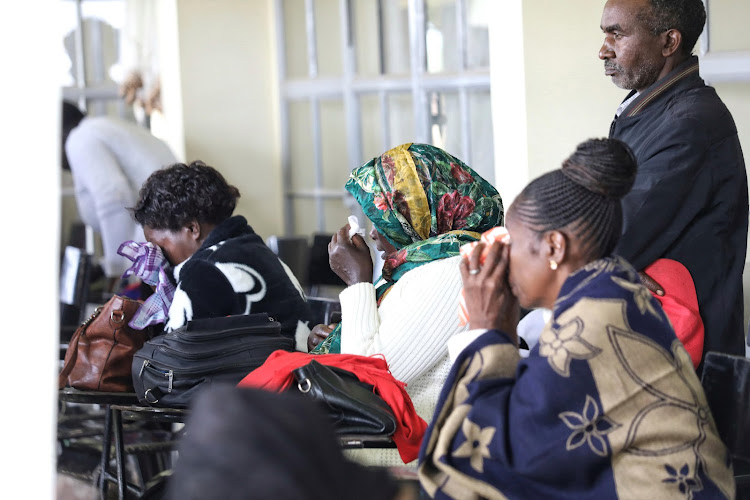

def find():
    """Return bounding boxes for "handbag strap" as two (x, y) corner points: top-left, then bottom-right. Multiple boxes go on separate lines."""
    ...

(57, 305), (103, 390)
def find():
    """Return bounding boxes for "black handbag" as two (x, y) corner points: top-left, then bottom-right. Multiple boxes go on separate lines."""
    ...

(291, 360), (397, 436)
(132, 313), (294, 408)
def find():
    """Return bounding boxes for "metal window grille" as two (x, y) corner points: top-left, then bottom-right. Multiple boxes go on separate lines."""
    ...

(276, 0), (494, 236)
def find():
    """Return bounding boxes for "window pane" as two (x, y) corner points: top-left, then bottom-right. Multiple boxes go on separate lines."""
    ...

(469, 90), (495, 185)
(283, 0), (309, 78)
(428, 91), (461, 160)
(79, 1), (124, 86)
(324, 197), (350, 234)
(353, 0), (381, 76)
(425, 0), (459, 73)
(315, 0), (343, 75)
(467, 0), (490, 68)
(292, 198), (318, 236)
(382, 0), (411, 75)
(359, 93), (385, 162)
(59, 2), (79, 87)
(289, 100), (316, 192)
(320, 99), (350, 190)
(388, 93), (415, 149)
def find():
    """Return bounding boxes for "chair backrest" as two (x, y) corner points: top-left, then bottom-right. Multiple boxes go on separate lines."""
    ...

(700, 352), (750, 462)
(60, 245), (92, 328)
(307, 233), (346, 297)
(267, 235), (310, 290)
(307, 296), (342, 326)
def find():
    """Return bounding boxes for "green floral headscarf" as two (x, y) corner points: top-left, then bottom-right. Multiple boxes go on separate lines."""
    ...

(312, 143), (503, 354)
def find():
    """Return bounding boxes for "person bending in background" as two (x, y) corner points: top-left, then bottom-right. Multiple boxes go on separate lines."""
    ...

(308, 142), (504, 466)
(419, 138), (734, 499)
(62, 100), (178, 291)
(129, 161), (312, 339)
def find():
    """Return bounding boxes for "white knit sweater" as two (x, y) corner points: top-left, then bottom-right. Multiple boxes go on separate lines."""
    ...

(339, 255), (467, 466)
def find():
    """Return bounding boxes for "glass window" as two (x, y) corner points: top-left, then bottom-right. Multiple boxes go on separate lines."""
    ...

(381, 0), (411, 75)
(292, 198), (319, 236)
(353, 0), (381, 76)
(388, 92), (415, 149)
(425, 0), (459, 73)
(467, 0), (490, 69)
(288, 100), (316, 192)
(428, 91), (461, 156)
(469, 90), (494, 184)
(359, 93), (385, 161)
(283, 0), (309, 78)
(320, 99), (349, 190)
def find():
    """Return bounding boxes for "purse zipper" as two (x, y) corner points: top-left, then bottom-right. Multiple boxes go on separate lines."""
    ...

(155, 338), (287, 359)
(139, 360), (174, 392)
(171, 322), (281, 342)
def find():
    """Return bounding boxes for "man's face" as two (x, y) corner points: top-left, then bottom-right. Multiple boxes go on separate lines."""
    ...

(599, 0), (665, 92)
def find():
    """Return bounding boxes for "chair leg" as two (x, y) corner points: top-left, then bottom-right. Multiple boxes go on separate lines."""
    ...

(113, 408), (126, 500)
(98, 405), (113, 500)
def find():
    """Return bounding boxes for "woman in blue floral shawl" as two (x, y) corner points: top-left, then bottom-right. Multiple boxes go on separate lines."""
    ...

(308, 143), (503, 466)
(418, 139), (734, 498)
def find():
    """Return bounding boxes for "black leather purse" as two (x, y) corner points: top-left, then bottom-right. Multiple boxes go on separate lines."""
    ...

(292, 360), (397, 436)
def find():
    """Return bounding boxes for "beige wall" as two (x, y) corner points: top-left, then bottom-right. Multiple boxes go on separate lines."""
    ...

(171, 0), (282, 240)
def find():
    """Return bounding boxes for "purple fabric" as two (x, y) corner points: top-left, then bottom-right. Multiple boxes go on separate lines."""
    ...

(117, 240), (176, 330)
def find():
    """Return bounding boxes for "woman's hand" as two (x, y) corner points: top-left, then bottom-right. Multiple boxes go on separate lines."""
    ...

(638, 271), (664, 296)
(307, 323), (337, 352)
(459, 241), (520, 344)
(328, 224), (373, 286)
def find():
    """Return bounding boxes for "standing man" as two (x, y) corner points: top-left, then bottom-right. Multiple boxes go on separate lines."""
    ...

(599, 0), (748, 361)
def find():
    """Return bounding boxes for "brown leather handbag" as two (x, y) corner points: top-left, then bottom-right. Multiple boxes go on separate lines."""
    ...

(59, 295), (154, 392)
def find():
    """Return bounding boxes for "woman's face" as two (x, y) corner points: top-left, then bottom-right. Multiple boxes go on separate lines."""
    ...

(143, 226), (201, 266)
(505, 211), (557, 310)
(369, 226), (398, 260)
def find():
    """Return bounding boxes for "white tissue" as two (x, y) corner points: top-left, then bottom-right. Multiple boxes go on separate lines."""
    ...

(348, 215), (365, 238)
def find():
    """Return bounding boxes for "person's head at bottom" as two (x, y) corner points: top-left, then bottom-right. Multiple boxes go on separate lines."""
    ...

(463, 138), (637, 333)
(131, 161), (240, 266)
(166, 384), (401, 500)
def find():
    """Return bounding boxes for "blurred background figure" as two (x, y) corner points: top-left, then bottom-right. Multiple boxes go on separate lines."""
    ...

(61, 100), (177, 293)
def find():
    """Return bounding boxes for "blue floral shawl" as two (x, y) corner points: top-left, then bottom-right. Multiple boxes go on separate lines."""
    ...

(418, 256), (734, 499)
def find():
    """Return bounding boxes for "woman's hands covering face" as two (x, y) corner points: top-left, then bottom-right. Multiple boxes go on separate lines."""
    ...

(459, 241), (520, 344)
(328, 224), (374, 286)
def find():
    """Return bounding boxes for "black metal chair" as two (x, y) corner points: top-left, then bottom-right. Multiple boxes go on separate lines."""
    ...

(59, 246), (92, 345)
(700, 351), (750, 498)
(266, 235), (311, 290)
(307, 233), (347, 298)
(58, 389), (180, 500)
(307, 296), (342, 326)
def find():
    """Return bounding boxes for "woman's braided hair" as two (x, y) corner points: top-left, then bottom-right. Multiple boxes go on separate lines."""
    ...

(511, 138), (637, 260)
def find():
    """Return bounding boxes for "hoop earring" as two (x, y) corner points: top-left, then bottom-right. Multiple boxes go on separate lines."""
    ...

(549, 259), (558, 271)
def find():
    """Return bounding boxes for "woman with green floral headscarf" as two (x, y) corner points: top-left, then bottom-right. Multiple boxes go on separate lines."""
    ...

(306, 143), (503, 465)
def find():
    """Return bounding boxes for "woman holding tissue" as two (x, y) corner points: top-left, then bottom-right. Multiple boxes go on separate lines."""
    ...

(308, 143), (503, 464)
(418, 138), (734, 499)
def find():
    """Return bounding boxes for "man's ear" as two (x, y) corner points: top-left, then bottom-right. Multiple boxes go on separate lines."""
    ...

(662, 28), (682, 58)
(543, 230), (567, 264)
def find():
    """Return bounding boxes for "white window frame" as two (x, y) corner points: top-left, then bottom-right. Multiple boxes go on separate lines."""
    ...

(275, 0), (492, 235)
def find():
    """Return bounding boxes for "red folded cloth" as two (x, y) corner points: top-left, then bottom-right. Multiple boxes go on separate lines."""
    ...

(644, 259), (704, 368)
(238, 351), (428, 463)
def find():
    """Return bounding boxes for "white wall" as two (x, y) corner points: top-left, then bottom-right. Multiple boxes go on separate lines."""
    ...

(2, 1), (60, 497)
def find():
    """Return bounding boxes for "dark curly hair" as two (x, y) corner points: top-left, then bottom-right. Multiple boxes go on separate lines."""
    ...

(510, 138), (637, 261)
(131, 161), (240, 230)
(638, 0), (706, 56)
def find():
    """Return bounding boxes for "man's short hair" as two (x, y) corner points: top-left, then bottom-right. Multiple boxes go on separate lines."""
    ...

(639, 0), (706, 56)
